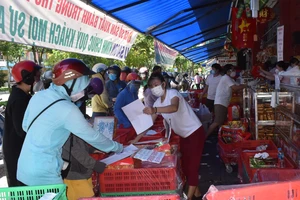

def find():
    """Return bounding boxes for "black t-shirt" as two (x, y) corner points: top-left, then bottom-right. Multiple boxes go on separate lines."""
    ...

(3, 86), (31, 160)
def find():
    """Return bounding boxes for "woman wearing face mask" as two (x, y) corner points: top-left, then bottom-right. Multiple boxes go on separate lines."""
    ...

(105, 65), (127, 103)
(260, 61), (288, 83)
(114, 73), (141, 128)
(206, 64), (247, 137)
(200, 63), (222, 112)
(132, 72), (206, 200)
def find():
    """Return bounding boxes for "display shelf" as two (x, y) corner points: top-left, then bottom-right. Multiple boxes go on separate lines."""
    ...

(257, 121), (275, 125)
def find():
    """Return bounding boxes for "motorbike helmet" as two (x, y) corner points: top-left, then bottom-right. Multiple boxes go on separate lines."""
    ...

(126, 73), (141, 82)
(122, 66), (132, 74)
(92, 63), (108, 73)
(52, 58), (95, 95)
(12, 60), (42, 85)
(85, 77), (103, 98)
(107, 65), (121, 78)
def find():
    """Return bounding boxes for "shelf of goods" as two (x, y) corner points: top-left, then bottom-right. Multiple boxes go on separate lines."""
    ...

(274, 84), (300, 168)
(250, 90), (294, 140)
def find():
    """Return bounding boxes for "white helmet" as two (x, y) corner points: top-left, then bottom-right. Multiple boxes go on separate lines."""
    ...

(139, 67), (148, 74)
(92, 63), (108, 73)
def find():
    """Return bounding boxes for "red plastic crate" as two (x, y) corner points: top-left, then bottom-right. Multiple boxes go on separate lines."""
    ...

(79, 194), (180, 200)
(241, 152), (296, 182)
(99, 168), (177, 193)
(113, 128), (136, 145)
(256, 169), (300, 182)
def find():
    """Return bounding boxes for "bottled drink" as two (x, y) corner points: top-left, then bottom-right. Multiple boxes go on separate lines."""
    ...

(278, 148), (285, 168)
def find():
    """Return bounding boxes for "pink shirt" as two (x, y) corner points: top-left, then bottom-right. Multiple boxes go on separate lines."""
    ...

(194, 75), (201, 84)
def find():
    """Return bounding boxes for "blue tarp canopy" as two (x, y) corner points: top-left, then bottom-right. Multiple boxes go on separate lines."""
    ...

(89, 0), (232, 63)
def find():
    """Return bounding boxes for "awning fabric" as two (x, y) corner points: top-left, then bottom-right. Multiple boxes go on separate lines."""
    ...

(89, 0), (233, 63)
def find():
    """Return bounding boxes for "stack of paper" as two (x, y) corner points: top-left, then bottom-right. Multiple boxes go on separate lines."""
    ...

(134, 149), (165, 164)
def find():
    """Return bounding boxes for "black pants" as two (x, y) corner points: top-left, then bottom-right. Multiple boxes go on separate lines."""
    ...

(205, 99), (215, 113)
(195, 84), (200, 90)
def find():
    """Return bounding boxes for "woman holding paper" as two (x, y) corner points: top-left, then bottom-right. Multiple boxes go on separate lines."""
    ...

(133, 72), (206, 200)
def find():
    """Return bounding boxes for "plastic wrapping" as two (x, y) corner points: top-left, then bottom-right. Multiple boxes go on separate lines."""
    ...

(79, 194), (180, 200)
(204, 180), (300, 200)
(93, 145), (182, 194)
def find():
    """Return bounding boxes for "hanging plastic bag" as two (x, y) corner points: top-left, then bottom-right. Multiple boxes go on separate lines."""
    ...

(196, 103), (212, 123)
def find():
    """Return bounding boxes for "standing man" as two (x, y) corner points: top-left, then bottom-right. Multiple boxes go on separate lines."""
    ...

(206, 64), (247, 137)
(200, 64), (222, 113)
(194, 73), (201, 90)
(3, 61), (41, 186)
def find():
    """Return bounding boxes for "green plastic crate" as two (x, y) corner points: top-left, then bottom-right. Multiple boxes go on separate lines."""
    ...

(0, 184), (67, 200)
(101, 190), (177, 197)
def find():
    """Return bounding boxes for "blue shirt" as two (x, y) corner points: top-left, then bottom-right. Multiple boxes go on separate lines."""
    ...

(114, 86), (138, 128)
(105, 80), (127, 101)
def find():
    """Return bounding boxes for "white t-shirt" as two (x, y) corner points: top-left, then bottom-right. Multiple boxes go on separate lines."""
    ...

(206, 74), (222, 100)
(153, 89), (202, 138)
(214, 75), (236, 107)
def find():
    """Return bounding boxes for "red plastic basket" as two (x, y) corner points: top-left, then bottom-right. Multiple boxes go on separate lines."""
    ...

(256, 169), (300, 182)
(79, 194), (180, 200)
(98, 168), (177, 193)
(241, 152), (296, 182)
(113, 128), (136, 145)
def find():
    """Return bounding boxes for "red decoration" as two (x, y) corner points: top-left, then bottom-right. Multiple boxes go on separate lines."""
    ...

(251, 65), (263, 78)
(257, 7), (275, 24)
(231, 8), (257, 49)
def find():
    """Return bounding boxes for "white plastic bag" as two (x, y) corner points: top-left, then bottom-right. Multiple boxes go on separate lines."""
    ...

(196, 103), (212, 123)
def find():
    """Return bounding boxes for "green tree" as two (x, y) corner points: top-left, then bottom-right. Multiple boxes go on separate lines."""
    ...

(0, 41), (26, 89)
(125, 34), (154, 69)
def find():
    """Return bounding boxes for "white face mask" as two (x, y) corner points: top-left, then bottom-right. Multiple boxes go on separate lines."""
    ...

(230, 71), (236, 78)
(275, 69), (280, 74)
(70, 90), (85, 102)
(151, 84), (165, 97)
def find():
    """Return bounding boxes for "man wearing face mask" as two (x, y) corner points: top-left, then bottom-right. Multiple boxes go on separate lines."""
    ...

(206, 64), (247, 137)
(114, 73), (141, 128)
(105, 65), (127, 103)
(91, 63), (112, 117)
(200, 63), (222, 112)
(17, 58), (123, 186)
(3, 61), (41, 187)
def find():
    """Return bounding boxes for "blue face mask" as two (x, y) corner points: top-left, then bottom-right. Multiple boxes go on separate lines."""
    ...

(211, 70), (215, 75)
(108, 73), (117, 81)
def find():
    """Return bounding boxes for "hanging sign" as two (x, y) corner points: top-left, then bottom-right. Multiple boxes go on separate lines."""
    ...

(257, 7), (275, 23)
(0, 0), (138, 61)
(154, 40), (178, 67)
(277, 26), (284, 61)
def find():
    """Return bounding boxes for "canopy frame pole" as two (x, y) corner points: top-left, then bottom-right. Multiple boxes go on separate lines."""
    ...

(192, 52), (223, 63)
(146, 0), (235, 34)
(170, 23), (229, 47)
(190, 49), (223, 61)
(186, 46), (226, 58)
(153, 3), (229, 37)
(107, 0), (150, 14)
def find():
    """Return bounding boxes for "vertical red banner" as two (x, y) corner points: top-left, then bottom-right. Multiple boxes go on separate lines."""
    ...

(231, 8), (257, 49)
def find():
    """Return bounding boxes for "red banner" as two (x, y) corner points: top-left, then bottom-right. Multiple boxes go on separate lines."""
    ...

(231, 8), (257, 49)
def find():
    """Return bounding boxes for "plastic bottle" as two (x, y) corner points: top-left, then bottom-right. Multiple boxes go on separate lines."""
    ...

(278, 148), (285, 168)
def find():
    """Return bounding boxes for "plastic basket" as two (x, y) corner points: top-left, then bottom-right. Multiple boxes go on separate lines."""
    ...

(113, 128), (136, 145)
(256, 169), (300, 182)
(99, 168), (177, 193)
(241, 152), (296, 182)
(0, 184), (67, 200)
(79, 194), (180, 200)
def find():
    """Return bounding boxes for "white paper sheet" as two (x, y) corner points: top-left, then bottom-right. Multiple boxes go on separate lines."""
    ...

(122, 99), (153, 134)
(100, 145), (138, 165)
(39, 193), (58, 200)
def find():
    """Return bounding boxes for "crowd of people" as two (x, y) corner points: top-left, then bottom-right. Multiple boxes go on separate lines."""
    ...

(3, 58), (274, 200)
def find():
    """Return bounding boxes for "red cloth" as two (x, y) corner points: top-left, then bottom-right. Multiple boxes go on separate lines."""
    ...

(180, 126), (206, 186)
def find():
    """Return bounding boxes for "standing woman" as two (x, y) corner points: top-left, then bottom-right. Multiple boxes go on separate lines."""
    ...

(134, 73), (205, 200)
